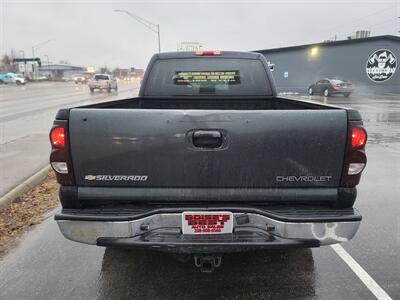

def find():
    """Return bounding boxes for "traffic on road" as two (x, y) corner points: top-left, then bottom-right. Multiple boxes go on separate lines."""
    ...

(0, 81), (140, 196)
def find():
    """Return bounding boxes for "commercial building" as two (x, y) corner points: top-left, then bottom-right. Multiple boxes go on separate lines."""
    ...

(39, 64), (85, 79)
(255, 35), (399, 94)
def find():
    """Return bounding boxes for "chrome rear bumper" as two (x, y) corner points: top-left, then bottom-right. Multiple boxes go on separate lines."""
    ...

(56, 211), (361, 250)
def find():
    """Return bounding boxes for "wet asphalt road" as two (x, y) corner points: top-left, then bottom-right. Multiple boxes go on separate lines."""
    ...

(0, 81), (140, 196)
(0, 91), (399, 299)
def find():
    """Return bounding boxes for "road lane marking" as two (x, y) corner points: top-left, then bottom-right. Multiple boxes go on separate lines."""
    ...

(331, 244), (393, 300)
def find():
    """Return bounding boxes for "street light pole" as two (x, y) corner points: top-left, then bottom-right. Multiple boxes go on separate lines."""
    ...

(114, 9), (161, 52)
(31, 39), (52, 80)
(44, 54), (50, 78)
(18, 50), (26, 76)
(32, 39), (53, 57)
(157, 24), (161, 53)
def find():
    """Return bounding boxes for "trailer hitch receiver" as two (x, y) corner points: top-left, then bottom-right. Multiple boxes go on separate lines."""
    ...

(194, 254), (222, 273)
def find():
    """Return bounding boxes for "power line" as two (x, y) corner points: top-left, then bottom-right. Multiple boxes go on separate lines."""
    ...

(332, 17), (398, 39)
(319, 5), (395, 35)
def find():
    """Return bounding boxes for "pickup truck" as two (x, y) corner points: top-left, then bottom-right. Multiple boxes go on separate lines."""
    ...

(50, 51), (367, 272)
(87, 74), (118, 93)
(72, 74), (87, 84)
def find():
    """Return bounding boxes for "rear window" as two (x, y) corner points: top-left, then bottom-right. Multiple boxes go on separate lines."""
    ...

(94, 75), (109, 80)
(329, 79), (345, 84)
(144, 58), (271, 96)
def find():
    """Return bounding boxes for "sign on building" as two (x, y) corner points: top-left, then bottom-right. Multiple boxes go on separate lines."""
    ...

(366, 49), (396, 82)
(86, 66), (96, 73)
(18, 63), (26, 73)
(177, 42), (203, 52)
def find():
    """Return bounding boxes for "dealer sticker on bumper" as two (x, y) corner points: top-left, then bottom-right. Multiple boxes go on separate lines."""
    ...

(182, 211), (233, 235)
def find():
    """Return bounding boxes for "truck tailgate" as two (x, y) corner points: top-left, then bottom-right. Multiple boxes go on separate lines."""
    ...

(69, 109), (347, 189)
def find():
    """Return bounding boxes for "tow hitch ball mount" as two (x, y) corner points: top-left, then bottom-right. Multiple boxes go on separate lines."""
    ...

(194, 254), (222, 273)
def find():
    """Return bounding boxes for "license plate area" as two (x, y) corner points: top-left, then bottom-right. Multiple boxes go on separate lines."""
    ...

(182, 211), (233, 235)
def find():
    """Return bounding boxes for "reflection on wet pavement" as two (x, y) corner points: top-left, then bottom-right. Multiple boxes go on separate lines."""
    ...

(99, 248), (315, 299)
(293, 93), (400, 145)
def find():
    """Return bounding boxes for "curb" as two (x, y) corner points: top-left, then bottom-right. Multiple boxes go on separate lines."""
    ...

(0, 165), (52, 210)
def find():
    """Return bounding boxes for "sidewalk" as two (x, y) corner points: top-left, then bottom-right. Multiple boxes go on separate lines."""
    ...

(0, 134), (49, 196)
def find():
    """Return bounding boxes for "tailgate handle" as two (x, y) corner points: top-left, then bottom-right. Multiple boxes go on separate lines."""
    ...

(192, 130), (223, 149)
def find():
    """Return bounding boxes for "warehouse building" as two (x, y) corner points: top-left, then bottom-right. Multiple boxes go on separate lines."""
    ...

(255, 35), (399, 94)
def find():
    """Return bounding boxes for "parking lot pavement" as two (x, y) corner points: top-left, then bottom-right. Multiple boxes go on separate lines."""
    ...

(0, 213), (376, 300)
(0, 92), (399, 299)
(0, 81), (139, 196)
(293, 93), (400, 298)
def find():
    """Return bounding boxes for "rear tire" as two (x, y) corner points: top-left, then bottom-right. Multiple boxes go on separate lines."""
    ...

(344, 93), (351, 98)
(90, 88), (94, 93)
(308, 87), (313, 95)
(16, 80), (22, 85)
(107, 85), (111, 93)
(323, 89), (329, 97)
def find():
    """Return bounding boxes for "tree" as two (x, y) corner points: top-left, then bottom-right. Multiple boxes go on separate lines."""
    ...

(0, 55), (13, 72)
(100, 67), (110, 74)
(112, 67), (121, 77)
(1, 54), (11, 66)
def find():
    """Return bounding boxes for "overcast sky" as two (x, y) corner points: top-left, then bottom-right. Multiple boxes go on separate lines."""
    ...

(0, 0), (399, 69)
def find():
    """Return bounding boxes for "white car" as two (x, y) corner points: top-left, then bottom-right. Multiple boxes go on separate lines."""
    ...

(88, 74), (118, 93)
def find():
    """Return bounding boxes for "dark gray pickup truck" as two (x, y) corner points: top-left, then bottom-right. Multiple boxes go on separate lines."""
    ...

(50, 51), (367, 271)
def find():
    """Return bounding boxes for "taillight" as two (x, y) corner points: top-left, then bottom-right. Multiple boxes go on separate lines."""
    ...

(49, 118), (75, 185)
(194, 50), (222, 56)
(351, 127), (367, 148)
(50, 127), (65, 148)
(340, 122), (367, 187)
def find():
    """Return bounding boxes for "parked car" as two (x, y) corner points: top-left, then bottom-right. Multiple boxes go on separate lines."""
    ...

(73, 74), (87, 84)
(308, 78), (354, 97)
(0, 73), (26, 85)
(36, 75), (49, 81)
(50, 51), (367, 272)
(87, 74), (117, 93)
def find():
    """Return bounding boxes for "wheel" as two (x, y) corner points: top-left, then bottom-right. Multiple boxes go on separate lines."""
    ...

(0, 80), (4, 85)
(107, 85), (111, 93)
(323, 89), (329, 97)
(308, 87), (313, 95)
(16, 80), (22, 85)
(90, 88), (94, 93)
(344, 93), (351, 98)
(114, 85), (118, 92)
